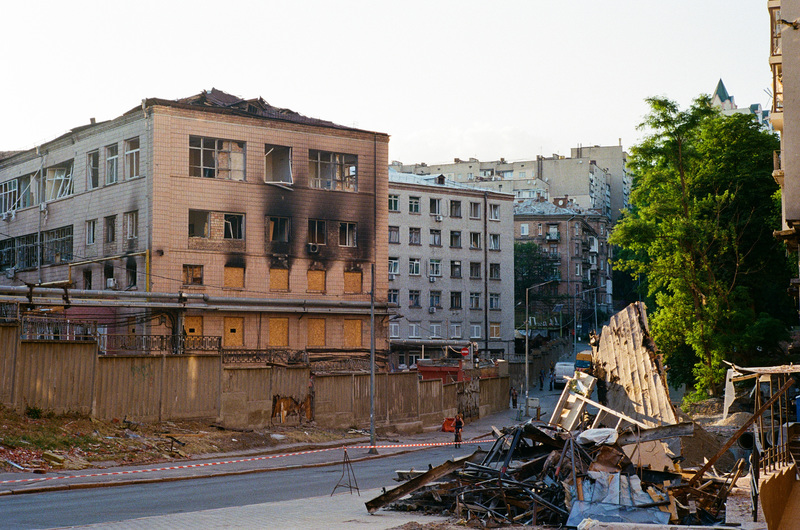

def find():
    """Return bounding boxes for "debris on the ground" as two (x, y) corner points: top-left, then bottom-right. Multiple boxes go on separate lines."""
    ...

(369, 302), (793, 527)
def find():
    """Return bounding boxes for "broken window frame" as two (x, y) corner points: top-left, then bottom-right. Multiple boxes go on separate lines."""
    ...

(268, 217), (290, 242)
(105, 216), (116, 244)
(87, 151), (100, 189)
(0, 179), (18, 215)
(86, 219), (97, 245)
(308, 149), (357, 192)
(0, 238), (15, 270)
(223, 214), (245, 240)
(125, 137), (140, 179)
(45, 161), (74, 202)
(264, 144), (292, 184)
(189, 136), (246, 181)
(42, 225), (73, 264)
(308, 219), (326, 245)
(339, 222), (357, 247)
(188, 210), (209, 238)
(15, 234), (37, 269)
(106, 145), (118, 185)
(182, 264), (204, 285)
(124, 211), (138, 240)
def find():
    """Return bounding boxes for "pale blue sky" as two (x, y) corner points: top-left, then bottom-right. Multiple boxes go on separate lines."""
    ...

(0, 0), (772, 164)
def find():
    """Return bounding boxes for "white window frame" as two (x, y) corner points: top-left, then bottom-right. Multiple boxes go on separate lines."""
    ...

(430, 197), (441, 215)
(489, 234), (500, 250)
(409, 196), (420, 213)
(190, 136), (246, 180)
(264, 143), (292, 184)
(469, 202), (481, 219)
(388, 194), (399, 212)
(450, 323), (462, 339)
(408, 258), (421, 276)
(409, 323), (421, 338)
(106, 144), (118, 185)
(470, 324), (481, 339)
(86, 219), (97, 245)
(489, 293), (501, 310)
(429, 259), (441, 277)
(489, 203), (500, 220)
(124, 211), (138, 240)
(87, 151), (99, 190)
(389, 322), (400, 338)
(470, 292), (481, 310)
(125, 137), (140, 179)
(388, 257), (399, 274)
(224, 213), (245, 240)
(429, 323), (442, 339)
(339, 222), (357, 247)
(520, 224), (529, 236)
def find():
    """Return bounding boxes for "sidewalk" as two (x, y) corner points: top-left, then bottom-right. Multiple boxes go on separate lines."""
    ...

(0, 408), (524, 496)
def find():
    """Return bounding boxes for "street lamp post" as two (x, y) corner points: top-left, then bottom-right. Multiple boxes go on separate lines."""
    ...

(524, 280), (555, 417)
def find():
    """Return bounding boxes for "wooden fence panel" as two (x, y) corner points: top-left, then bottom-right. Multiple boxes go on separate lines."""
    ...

(220, 366), (272, 429)
(387, 372), (419, 423)
(314, 374), (355, 428)
(419, 379), (443, 428)
(15, 341), (96, 414)
(95, 356), (162, 421)
(0, 324), (18, 405)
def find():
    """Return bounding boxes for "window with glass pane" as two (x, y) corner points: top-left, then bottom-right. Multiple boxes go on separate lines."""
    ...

(408, 258), (420, 275)
(450, 200), (462, 218)
(470, 292), (481, 309)
(308, 150), (357, 191)
(389, 194), (399, 212)
(429, 229), (441, 246)
(450, 291), (462, 309)
(189, 136), (245, 180)
(429, 291), (441, 308)
(470, 262), (481, 278)
(409, 196), (420, 213)
(339, 222), (357, 247)
(388, 257), (399, 274)
(450, 260), (461, 278)
(308, 219), (326, 244)
(409, 227), (421, 245)
(470, 232), (481, 249)
(409, 290), (421, 307)
(489, 263), (501, 279)
(450, 230), (461, 248)
(388, 226), (400, 243)
(429, 259), (441, 277)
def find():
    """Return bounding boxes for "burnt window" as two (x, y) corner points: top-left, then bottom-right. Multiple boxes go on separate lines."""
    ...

(224, 214), (244, 240)
(339, 222), (357, 247)
(83, 269), (92, 290)
(308, 219), (326, 245)
(189, 136), (245, 180)
(308, 150), (357, 191)
(269, 217), (290, 242)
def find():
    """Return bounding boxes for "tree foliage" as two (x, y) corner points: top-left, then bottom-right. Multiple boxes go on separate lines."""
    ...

(610, 96), (791, 395)
(514, 242), (563, 311)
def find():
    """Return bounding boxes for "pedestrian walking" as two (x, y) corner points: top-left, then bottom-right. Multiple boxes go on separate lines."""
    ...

(539, 369), (544, 391)
(454, 413), (464, 448)
(549, 368), (555, 391)
(511, 387), (518, 409)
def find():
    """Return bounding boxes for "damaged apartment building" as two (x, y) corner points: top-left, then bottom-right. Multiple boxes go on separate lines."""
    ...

(0, 89), (390, 363)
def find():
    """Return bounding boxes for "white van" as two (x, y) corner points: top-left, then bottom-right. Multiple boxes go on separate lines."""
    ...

(554, 362), (576, 387)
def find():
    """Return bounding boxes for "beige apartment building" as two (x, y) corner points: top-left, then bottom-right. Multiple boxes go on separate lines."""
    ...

(392, 143), (630, 222)
(387, 169), (515, 366)
(0, 89), (390, 360)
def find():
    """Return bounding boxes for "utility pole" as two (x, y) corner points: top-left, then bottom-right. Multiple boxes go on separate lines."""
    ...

(369, 263), (377, 454)
(524, 280), (555, 416)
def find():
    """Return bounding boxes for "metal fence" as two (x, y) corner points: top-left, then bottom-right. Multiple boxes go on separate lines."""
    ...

(0, 302), (19, 323)
(99, 334), (222, 355)
(21, 316), (97, 341)
(223, 349), (308, 365)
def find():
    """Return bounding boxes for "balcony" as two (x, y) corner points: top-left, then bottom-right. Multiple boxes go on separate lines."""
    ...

(545, 232), (560, 241)
(774, 150), (784, 187)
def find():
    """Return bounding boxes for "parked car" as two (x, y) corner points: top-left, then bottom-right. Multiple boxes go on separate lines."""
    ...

(554, 362), (575, 387)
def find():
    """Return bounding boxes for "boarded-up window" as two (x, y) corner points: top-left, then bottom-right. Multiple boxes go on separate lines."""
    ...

(344, 271), (362, 293)
(307, 269), (326, 292)
(344, 319), (362, 348)
(224, 266), (245, 288)
(224, 317), (243, 347)
(308, 318), (325, 347)
(269, 317), (289, 347)
(270, 268), (289, 291)
(184, 316), (203, 336)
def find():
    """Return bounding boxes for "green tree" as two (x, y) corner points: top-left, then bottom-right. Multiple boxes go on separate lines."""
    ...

(514, 242), (563, 324)
(610, 96), (791, 395)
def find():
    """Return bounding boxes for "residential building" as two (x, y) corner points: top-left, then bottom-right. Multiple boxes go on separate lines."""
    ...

(711, 78), (771, 127)
(771, 0), (800, 260)
(514, 197), (612, 333)
(0, 89), (390, 363)
(391, 143), (629, 222)
(387, 168), (515, 367)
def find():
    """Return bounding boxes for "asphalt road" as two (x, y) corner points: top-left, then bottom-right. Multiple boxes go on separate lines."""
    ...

(0, 443), (485, 529)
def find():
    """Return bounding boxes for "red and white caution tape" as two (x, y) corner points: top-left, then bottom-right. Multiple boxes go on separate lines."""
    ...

(0, 439), (488, 485)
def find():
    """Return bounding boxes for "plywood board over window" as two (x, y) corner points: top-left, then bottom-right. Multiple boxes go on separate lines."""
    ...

(224, 317), (243, 348)
(270, 268), (289, 291)
(224, 266), (245, 289)
(184, 316), (203, 336)
(269, 317), (289, 347)
(344, 319), (362, 348)
(344, 271), (362, 293)
(307, 318), (325, 347)
(307, 269), (326, 292)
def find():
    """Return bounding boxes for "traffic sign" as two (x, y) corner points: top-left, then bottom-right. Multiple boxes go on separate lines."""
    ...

(461, 346), (470, 357)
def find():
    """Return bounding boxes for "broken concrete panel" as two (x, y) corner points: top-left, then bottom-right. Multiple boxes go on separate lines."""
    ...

(592, 302), (677, 427)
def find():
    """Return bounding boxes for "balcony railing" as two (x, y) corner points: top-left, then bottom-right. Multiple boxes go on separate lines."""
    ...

(99, 334), (222, 355)
(545, 233), (560, 241)
(223, 349), (308, 365)
(21, 317), (97, 341)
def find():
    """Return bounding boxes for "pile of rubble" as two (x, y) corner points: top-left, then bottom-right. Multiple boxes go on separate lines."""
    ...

(367, 303), (791, 527)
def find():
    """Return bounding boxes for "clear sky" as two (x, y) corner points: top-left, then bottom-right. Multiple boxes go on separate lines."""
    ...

(0, 0), (771, 165)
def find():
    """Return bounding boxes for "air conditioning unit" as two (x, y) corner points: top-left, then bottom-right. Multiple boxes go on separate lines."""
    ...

(106, 277), (118, 289)
(434, 215), (443, 222)
(428, 307), (436, 314)
(388, 274), (396, 281)
(307, 243), (319, 254)
(429, 276), (436, 283)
